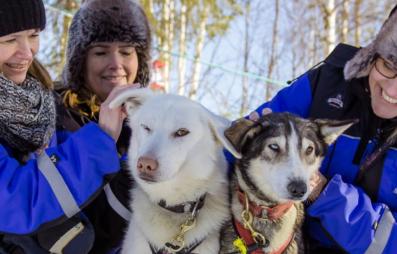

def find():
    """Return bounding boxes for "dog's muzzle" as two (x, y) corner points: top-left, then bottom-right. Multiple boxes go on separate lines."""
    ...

(137, 156), (158, 182)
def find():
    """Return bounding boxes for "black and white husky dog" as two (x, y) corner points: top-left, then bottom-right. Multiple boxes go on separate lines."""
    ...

(220, 112), (355, 254)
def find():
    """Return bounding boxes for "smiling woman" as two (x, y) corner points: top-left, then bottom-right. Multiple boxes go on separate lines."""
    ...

(248, 4), (397, 254)
(368, 55), (397, 118)
(85, 42), (139, 101)
(0, 29), (39, 84)
(0, 0), (130, 253)
(59, 0), (151, 119)
(55, 0), (152, 253)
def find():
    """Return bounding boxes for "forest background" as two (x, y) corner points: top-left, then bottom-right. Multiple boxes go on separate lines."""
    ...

(40, 0), (395, 118)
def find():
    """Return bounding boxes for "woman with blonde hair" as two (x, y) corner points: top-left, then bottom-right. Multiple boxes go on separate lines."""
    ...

(0, 0), (131, 253)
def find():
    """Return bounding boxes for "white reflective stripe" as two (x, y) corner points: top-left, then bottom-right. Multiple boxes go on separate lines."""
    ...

(365, 207), (395, 254)
(49, 222), (84, 254)
(37, 152), (80, 218)
(104, 184), (131, 221)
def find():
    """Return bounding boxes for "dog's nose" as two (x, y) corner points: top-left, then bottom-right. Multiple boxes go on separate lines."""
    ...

(137, 156), (158, 174)
(287, 180), (307, 199)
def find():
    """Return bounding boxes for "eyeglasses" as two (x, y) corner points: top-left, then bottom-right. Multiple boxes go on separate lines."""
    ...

(374, 57), (397, 79)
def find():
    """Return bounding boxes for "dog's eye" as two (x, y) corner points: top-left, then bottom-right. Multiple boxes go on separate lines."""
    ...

(305, 146), (314, 155)
(268, 144), (280, 152)
(141, 124), (151, 133)
(174, 128), (190, 137)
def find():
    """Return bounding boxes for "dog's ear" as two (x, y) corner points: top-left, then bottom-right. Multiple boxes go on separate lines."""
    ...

(109, 88), (154, 115)
(203, 110), (242, 159)
(224, 118), (262, 156)
(314, 118), (358, 145)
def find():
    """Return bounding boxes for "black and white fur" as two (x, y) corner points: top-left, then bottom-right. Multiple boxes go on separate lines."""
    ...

(220, 112), (355, 254)
(109, 88), (241, 254)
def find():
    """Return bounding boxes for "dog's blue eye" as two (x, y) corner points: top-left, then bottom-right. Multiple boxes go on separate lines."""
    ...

(174, 128), (189, 137)
(268, 144), (280, 152)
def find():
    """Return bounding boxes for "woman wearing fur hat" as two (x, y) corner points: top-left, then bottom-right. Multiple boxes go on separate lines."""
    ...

(0, 0), (132, 253)
(248, 5), (397, 254)
(56, 0), (151, 253)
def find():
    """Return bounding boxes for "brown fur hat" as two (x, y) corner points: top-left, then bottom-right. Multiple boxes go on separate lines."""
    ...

(62, 0), (151, 90)
(344, 5), (397, 80)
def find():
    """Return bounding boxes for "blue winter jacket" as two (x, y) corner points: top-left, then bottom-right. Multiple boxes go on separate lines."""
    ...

(252, 44), (397, 254)
(0, 122), (120, 235)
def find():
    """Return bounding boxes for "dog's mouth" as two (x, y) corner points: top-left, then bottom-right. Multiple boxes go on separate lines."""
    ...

(138, 173), (157, 183)
(287, 195), (306, 201)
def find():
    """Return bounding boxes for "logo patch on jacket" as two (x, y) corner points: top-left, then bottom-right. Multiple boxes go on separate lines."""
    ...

(327, 94), (344, 109)
(50, 154), (60, 164)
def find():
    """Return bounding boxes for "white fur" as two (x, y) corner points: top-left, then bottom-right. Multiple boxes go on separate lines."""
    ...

(112, 89), (239, 254)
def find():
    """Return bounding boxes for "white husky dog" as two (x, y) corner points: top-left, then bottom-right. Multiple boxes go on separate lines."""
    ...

(109, 88), (240, 254)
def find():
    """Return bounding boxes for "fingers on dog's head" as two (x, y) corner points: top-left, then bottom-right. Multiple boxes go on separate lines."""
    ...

(109, 87), (153, 115)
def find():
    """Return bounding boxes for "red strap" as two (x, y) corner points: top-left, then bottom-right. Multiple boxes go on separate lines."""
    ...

(234, 219), (293, 254)
(237, 190), (293, 220)
(265, 201), (294, 220)
(235, 219), (264, 254)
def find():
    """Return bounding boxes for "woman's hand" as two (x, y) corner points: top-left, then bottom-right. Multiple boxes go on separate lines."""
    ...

(248, 107), (272, 121)
(99, 83), (140, 141)
(308, 171), (328, 202)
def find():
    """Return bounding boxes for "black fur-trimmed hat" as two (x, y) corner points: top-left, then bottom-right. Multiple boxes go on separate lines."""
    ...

(0, 0), (46, 37)
(344, 5), (397, 80)
(62, 0), (151, 90)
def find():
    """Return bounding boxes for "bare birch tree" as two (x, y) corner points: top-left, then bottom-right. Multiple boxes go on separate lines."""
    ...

(315, 0), (337, 55)
(240, 0), (250, 115)
(189, 4), (209, 99)
(40, 0), (78, 80)
(353, 0), (362, 46)
(266, 0), (280, 101)
(340, 0), (349, 42)
(177, 0), (188, 95)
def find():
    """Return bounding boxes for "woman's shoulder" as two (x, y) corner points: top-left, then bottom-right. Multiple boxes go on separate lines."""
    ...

(304, 44), (362, 93)
(323, 43), (360, 68)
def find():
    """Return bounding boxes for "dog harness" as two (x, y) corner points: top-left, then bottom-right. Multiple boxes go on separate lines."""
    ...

(158, 194), (206, 214)
(232, 190), (294, 254)
(149, 240), (203, 254)
(234, 220), (294, 254)
(148, 194), (207, 254)
(236, 190), (294, 220)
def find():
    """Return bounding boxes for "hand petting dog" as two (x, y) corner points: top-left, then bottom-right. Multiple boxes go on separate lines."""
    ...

(308, 171), (328, 202)
(99, 83), (140, 141)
